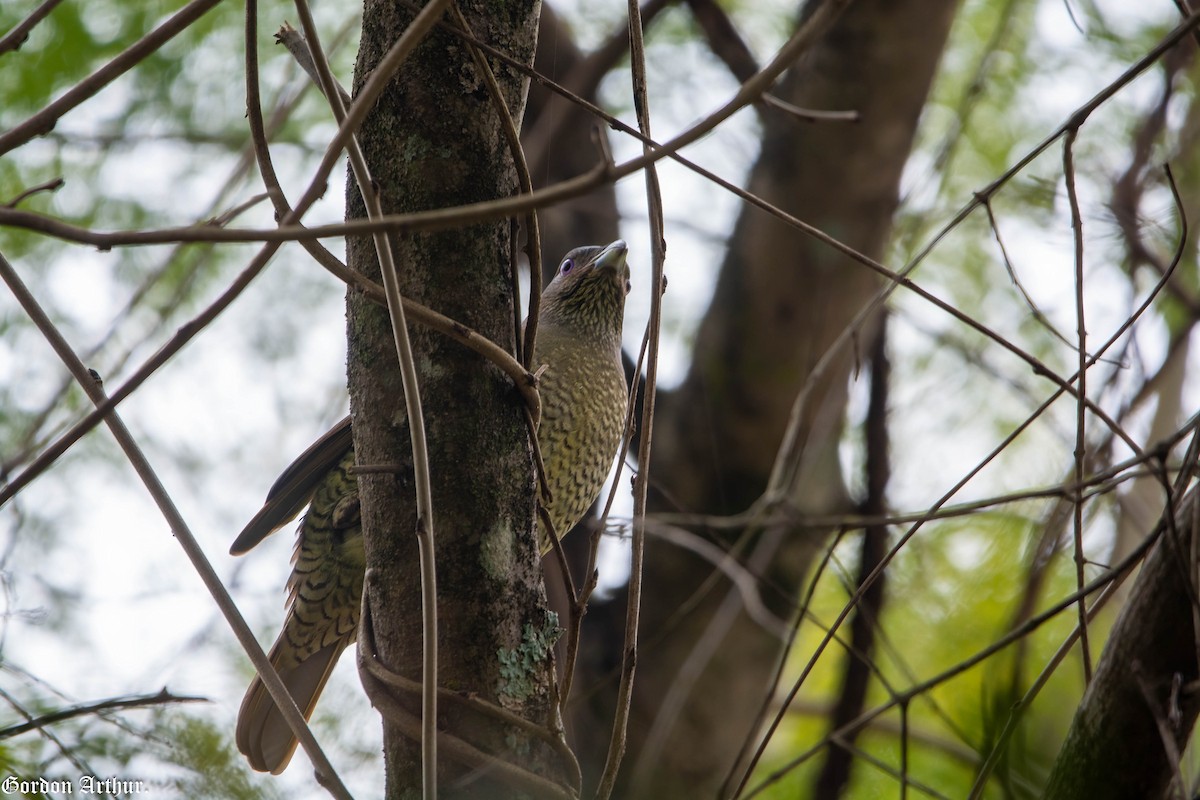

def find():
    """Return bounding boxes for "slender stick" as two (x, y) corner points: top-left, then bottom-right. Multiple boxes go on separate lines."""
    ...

(743, 513), (1173, 799)
(0, 252), (354, 799)
(1063, 126), (1094, 684)
(291, 2), (450, 796)
(3, 0), (1178, 453)
(0, 0), (64, 55)
(0, 689), (205, 739)
(594, 0), (666, 795)
(0, 0), (224, 154)
(730, 160), (1192, 800)
(0, 0), (861, 249)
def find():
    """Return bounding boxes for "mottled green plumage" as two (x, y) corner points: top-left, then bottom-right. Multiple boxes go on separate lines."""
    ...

(535, 242), (629, 547)
(232, 241), (630, 773)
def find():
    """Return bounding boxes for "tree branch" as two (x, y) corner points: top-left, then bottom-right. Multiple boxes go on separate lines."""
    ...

(0, 689), (206, 739)
(0, 0), (225, 154)
(0, 0), (64, 55)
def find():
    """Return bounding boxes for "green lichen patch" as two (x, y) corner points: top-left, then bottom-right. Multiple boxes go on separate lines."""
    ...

(495, 613), (561, 708)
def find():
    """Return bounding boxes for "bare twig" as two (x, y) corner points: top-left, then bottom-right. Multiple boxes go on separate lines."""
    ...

(357, 603), (580, 799)
(594, 0), (667, 794)
(0, 688), (206, 739)
(731, 157), (1192, 798)
(763, 12), (1200, 509)
(982, 197), (1078, 349)
(744, 514), (1171, 799)
(0, 252), (354, 799)
(759, 94), (859, 123)
(0, 0), (862, 251)
(1063, 126), (1094, 684)
(0, 5), (541, 511)
(652, 400), (1200, 539)
(0, 234), (292, 504)
(3, 178), (65, 208)
(288, 3), (448, 795)
(440, 11), (1186, 463)
(0, 0), (64, 55)
(0, 0), (289, 502)
(0, 0), (225, 154)
(0, 166), (609, 248)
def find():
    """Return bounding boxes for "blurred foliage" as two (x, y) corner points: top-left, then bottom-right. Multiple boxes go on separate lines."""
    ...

(0, 670), (274, 799)
(755, 508), (1102, 799)
(167, 715), (283, 800)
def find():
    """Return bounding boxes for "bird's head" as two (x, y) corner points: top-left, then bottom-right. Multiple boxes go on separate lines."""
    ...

(539, 240), (630, 343)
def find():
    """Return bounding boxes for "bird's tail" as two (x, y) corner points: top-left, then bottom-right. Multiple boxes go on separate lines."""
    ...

(235, 636), (347, 774)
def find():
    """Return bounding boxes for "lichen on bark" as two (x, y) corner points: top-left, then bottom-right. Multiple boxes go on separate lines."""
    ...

(344, 2), (563, 796)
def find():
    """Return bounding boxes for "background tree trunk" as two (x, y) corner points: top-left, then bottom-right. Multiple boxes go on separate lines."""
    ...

(571, 0), (960, 795)
(1042, 487), (1200, 800)
(345, 2), (557, 796)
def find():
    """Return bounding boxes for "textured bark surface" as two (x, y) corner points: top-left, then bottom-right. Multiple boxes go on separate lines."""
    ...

(571, 0), (960, 795)
(1042, 488), (1200, 800)
(344, 2), (555, 796)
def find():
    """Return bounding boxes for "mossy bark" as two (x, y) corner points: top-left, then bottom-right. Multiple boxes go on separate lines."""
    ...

(1042, 488), (1200, 800)
(344, 2), (560, 796)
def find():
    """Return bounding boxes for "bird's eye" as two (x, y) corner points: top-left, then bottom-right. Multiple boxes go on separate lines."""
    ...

(560, 258), (574, 275)
(625, 280), (632, 295)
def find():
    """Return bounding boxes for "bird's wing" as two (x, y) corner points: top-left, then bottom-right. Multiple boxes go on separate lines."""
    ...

(230, 416), (354, 555)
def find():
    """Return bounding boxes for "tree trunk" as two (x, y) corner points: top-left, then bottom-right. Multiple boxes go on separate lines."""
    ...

(345, 2), (560, 796)
(572, 0), (959, 795)
(1042, 486), (1200, 800)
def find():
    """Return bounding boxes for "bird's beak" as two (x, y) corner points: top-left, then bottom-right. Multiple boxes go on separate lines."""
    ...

(594, 239), (628, 280)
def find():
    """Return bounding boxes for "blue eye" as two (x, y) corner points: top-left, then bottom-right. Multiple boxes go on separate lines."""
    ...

(560, 258), (574, 275)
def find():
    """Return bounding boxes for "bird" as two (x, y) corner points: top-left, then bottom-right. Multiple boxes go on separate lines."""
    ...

(230, 240), (631, 773)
